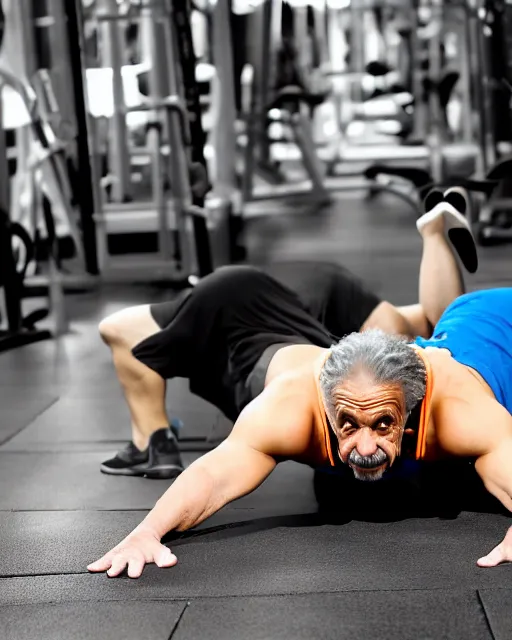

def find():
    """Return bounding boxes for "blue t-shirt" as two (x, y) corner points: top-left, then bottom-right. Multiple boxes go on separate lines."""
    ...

(415, 288), (512, 414)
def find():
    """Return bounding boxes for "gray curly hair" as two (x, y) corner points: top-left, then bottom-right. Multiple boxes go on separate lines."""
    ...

(319, 329), (427, 419)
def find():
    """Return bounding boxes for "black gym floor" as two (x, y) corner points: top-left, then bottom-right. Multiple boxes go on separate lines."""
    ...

(1, 194), (511, 640)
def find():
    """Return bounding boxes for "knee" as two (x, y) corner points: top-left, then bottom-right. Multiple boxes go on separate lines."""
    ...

(98, 311), (130, 346)
(98, 316), (119, 346)
(99, 304), (158, 350)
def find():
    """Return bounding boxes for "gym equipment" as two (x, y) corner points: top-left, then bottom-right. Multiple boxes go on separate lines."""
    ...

(0, 0), (98, 349)
(239, 1), (449, 212)
(1, 0), (96, 274)
(484, 0), (512, 146)
(365, 0), (512, 240)
(459, 156), (512, 245)
(171, 0), (216, 276)
(241, 80), (333, 206)
(0, 1), (50, 351)
(240, 0), (333, 208)
(311, 2), (434, 184)
(207, 0), (246, 265)
(363, 0), (480, 212)
(89, 0), (214, 283)
(63, 0), (99, 276)
(0, 67), (81, 342)
(465, 2), (512, 244)
(0, 211), (52, 352)
(97, 0), (132, 204)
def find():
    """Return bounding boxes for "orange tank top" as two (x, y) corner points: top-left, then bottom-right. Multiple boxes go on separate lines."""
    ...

(312, 347), (434, 466)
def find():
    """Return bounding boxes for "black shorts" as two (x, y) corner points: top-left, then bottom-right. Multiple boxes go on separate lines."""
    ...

(133, 263), (380, 421)
(262, 261), (381, 339)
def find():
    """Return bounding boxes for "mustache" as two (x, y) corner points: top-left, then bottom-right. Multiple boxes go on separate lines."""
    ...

(349, 447), (388, 469)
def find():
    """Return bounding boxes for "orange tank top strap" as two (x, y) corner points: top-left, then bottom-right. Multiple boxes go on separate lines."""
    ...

(313, 350), (336, 467)
(410, 345), (434, 460)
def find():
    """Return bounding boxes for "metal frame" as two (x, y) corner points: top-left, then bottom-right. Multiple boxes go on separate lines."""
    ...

(63, 0), (99, 275)
(349, 0), (481, 211)
(97, 0), (132, 203)
(89, 0), (207, 283)
(0, 75), (50, 350)
(241, 0), (334, 208)
(0, 0), (100, 343)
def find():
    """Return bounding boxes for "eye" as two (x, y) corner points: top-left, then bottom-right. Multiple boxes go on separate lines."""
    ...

(341, 419), (358, 434)
(376, 416), (393, 431)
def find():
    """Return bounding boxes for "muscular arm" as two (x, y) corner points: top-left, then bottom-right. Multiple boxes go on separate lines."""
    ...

(474, 438), (512, 567)
(143, 441), (276, 537)
(143, 377), (313, 536)
(434, 395), (512, 567)
(88, 376), (314, 577)
(475, 438), (512, 512)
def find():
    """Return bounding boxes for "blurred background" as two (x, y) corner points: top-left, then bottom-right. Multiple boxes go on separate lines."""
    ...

(1, 0), (512, 348)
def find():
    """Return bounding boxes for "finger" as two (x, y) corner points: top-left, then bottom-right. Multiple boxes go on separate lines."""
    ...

(87, 554), (114, 573)
(477, 545), (505, 568)
(107, 555), (129, 578)
(154, 545), (178, 568)
(127, 555), (146, 579)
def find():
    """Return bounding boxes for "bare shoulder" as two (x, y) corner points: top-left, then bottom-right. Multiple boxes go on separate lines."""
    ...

(431, 359), (512, 457)
(229, 370), (316, 459)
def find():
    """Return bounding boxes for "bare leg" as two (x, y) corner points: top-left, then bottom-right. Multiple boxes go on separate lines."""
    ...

(417, 213), (465, 326)
(99, 305), (169, 451)
(397, 213), (465, 333)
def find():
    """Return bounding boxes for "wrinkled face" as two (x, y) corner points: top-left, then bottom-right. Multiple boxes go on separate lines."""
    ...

(329, 371), (407, 482)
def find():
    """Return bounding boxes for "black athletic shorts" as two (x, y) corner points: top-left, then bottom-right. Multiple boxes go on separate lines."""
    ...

(133, 263), (381, 421)
(262, 261), (381, 340)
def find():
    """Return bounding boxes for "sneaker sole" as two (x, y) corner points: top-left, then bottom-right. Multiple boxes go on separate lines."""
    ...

(100, 462), (149, 477)
(416, 201), (471, 234)
(143, 465), (184, 480)
(100, 463), (183, 480)
(416, 201), (478, 274)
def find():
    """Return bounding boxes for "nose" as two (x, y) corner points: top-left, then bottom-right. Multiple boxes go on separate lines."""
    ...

(355, 428), (378, 457)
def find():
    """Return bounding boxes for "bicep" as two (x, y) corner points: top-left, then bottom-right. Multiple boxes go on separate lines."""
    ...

(204, 378), (313, 503)
(475, 438), (512, 512)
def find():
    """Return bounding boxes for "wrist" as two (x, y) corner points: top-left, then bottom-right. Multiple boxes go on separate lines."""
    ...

(133, 519), (164, 539)
(139, 507), (182, 539)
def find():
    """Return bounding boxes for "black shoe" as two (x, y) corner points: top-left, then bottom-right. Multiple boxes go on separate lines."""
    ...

(144, 427), (184, 480)
(416, 187), (478, 274)
(100, 441), (149, 476)
(100, 427), (184, 479)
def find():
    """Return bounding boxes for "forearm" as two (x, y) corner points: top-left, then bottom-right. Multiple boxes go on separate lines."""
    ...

(139, 461), (225, 538)
(488, 482), (512, 513)
(135, 436), (277, 540)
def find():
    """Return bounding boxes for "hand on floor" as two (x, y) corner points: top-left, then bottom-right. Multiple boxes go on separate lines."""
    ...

(87, 525), (177, 578)
(477, 526), (512, 568)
